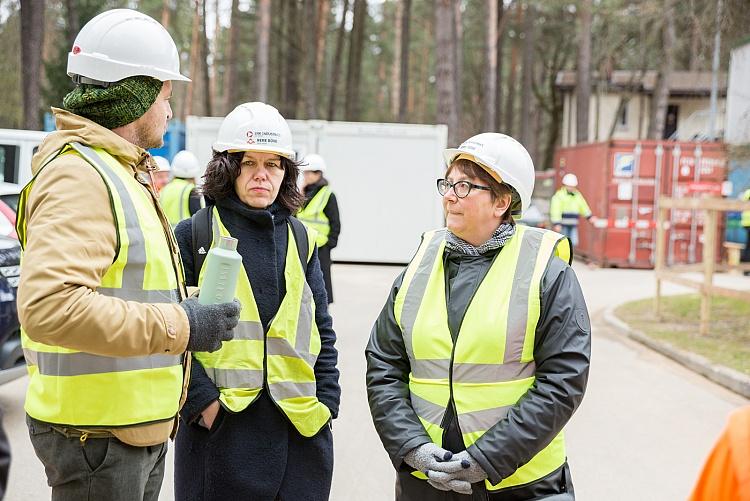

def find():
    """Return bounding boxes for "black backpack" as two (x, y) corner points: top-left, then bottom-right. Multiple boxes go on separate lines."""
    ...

(190, 206), (310, 281)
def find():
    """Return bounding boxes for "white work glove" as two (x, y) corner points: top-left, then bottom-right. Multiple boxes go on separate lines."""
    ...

(425, 450), (488, 494)
(426, 471), (473, 495)
(403, 443), (462, 474)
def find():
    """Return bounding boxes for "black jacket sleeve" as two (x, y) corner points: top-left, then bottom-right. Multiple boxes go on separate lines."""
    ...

(467, 257), (592, 484)
(187, 188), (203, 216)
(365, 270), (432, 469)
(308, 246), (341, 418)
(322, 193), (340, 249)
(174, 219), (221, 423)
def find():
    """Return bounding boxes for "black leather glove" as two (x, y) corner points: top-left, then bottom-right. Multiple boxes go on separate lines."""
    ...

(180, 297), (241, 352)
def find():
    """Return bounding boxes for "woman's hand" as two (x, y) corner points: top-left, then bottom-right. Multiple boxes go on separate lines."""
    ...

(200, 400), (221, 430)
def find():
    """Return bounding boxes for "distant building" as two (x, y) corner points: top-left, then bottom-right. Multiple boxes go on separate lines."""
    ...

(726, 40), (750, 145)
(555, 70), (727, 147)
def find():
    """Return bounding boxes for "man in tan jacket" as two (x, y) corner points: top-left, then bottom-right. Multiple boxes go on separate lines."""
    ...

(17, 9), (240, 501)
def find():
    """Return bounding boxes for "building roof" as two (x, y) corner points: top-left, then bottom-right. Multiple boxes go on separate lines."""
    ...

(555, 70), (727, 96)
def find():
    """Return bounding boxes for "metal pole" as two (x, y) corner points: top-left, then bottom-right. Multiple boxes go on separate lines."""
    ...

(667, 144), (681, 265)
(629, 143), (642, 265)
(651, 144), (664, 265)
(708, 0), (723, 140)
(654, 206), (667, 319)
(700, 208), (717, 336)
(689, 145), (703, 263)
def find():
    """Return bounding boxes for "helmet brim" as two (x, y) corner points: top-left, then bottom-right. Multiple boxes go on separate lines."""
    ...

(212, 142), (296, 161)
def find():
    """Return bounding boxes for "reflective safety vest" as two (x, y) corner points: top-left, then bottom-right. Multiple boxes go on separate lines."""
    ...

(297, 185), (332, 247)
(161, 177), (196, 226)
(741, 189), (750, 228)
(17, 143), (184, 427)
(550, 187), (591, 226)
(394, 225), (571, 491)
(193, 208), (331, 437)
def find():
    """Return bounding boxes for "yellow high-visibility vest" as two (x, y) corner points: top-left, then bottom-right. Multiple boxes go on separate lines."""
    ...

(17, 143), (184, 427)
(297, 186), (332, 247)
(550, 187), (591, 225)
(193, 208), (331, 437)
(161, 177), (195, 226)
(741, 189), (750, 228)
(394, 225), (571, 491)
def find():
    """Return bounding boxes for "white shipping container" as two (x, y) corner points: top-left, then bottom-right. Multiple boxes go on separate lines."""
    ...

(0, 129), (49, 186)
(187, 117), (448, 264)
(726, 40), (750, 145)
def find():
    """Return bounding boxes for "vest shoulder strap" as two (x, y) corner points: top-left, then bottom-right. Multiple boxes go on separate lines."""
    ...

(289, 216), (310, 275)
(191, 206), (213, 281)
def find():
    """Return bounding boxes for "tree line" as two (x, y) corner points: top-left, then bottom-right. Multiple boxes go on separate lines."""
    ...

(3, 0), (749, 169)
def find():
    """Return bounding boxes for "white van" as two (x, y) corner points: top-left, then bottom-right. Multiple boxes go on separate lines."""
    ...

(0, 128), (49, 186)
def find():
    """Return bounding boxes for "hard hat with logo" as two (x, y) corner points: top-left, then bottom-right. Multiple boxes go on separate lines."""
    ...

(443, 133), (534, 216)
(171, 150), (201, 179)
(213, 103), (295, 161)
(562, 173), (578, 187)
(67, 9), (190, 85)
(301, 154), (326, 172)
(152, 156), (171, 173)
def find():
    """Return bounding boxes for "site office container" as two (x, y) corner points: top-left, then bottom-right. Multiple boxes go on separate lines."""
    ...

(554, 140), (727, 268)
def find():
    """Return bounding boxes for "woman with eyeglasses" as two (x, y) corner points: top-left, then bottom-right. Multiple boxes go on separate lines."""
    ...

(365, 133), (591, 500)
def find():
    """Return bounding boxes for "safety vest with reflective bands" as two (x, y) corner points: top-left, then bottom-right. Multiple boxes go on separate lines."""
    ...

(161, 177), (195, 226)
(17, 143), (184, 427)
(550, 187), (591, 226)
(394, 225), (571, 491)
(193, 208), (331, 437)
(741, 189), (750, 228)
(297, 185), (332, 247)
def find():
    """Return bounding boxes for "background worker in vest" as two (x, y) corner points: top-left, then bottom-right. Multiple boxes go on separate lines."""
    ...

(161, 149), (205, 226)
(366, 133), (591, 500)
(173, 103), (340, 501)
(550, 173), (596, 248)
(298, 153), (341, 303)
(16, 9), (240, 501)
(741, 187), (750, 276)
(152, 155), (171, 191)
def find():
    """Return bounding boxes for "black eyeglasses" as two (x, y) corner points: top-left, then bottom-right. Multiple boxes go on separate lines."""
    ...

(437, 178), (492, 198)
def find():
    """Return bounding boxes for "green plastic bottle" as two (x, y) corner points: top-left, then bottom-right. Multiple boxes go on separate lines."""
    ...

(199, 236), (242, 305)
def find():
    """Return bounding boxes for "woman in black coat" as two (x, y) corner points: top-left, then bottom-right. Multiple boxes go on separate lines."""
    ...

(173, 103), (340, 501)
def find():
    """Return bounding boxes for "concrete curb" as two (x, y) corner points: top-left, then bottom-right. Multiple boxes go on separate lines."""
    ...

(604, 307), (750, 399)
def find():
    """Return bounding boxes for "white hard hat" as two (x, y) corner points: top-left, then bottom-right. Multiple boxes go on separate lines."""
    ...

(562, 173), (578, 187)
(301, 154), (326, 172)
(67, 9), (190, 84)
(213, 102), (295, 160)
(171, 150), (201, 179)
(443, 133), (535, 216)
(152, 155), (171, 172)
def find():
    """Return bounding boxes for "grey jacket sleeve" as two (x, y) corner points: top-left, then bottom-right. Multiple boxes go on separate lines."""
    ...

(468, 257), (592, 485)
(365, 271), (432, 469)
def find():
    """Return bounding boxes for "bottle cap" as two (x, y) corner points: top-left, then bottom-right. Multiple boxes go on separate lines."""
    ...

(218, 236), (238, 251)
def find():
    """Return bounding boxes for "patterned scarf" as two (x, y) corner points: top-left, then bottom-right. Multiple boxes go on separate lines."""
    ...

(445, 222), (516, 256)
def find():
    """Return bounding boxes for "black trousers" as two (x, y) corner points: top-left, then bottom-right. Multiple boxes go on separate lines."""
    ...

(742, 228), (750, 263)
(318, 245), (334, 304)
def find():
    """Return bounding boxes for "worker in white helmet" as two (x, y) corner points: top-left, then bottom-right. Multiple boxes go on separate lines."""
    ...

(16, 9), (240, 500)
(298, 153), (341, 303)
(172, 103), (339, 500)
(549, 173), (596, 248)
(160, 150), (205, 225)
(152, 155), (171, 191)
(366, 133), (591, 500)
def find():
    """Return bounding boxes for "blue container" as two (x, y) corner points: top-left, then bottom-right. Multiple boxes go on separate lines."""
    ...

(726, 159), (750, 244)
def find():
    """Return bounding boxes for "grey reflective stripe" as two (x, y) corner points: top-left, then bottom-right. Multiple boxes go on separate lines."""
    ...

(504, 229), (544, 364)
(410, 392), (446, 427)
(266, 337), (317, 365)
(211, 212), (221, 245)
(234, 320), (264, 341)
(204, 367), (263, 388)
(71, 143), (148, 291)
(298, 217), (327, 225)
(23, 349), (181, 376)
(269, 381), (317, 400)
(400, 230), (446, 360)
(98, 287), (179, 303)
(294, 281), (314, 357)
(457, 405), (512, 434)
(454, 361), (536, 383)
(411, 359), (535, 382)
(559, 218), (579, 225)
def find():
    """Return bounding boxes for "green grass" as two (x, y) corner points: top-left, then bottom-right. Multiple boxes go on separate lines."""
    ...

(614, 294), (750, 376)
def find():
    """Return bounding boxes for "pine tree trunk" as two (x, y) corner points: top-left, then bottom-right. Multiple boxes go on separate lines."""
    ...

(391, 0), (403, 119)
(161, 0), (171, 30)
(648, 0), (675, 140)
(575, 0), (592, 143)
(452, 0), (462, 139)
(344, 0), (367, 121)
(257, 0), (272, 103)
(520, 1), (535, 146)
(495, 0), (507, 131)
(201, 0), (212, 116)
(327, 0), (350, 120)
(436, 0), (458, 146)
(304, 0), (318, 118)
(184, 0), (201, 118)
(20, 0), (44, 130)
(484, 0), (497, 131)
(315, 0), (330, 116)
(504, 3), (521, 137)
(224, 0), (240, 111)
(398, 0), (412, 122)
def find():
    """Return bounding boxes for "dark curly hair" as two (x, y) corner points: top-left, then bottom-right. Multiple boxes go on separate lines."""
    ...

(200, 150), (305, 212)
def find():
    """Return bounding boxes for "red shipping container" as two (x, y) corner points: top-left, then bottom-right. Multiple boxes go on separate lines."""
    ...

(553, 140), (727, 268)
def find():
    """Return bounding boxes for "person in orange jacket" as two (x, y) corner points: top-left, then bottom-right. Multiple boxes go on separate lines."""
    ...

(689, 405), (750, 501)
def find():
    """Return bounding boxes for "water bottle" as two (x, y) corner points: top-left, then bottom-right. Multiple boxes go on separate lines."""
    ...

(199, 236), (242, 305)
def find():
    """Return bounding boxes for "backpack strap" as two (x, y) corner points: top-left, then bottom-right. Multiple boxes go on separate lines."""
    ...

(191, 206), (213, 282)
(288, 216), (310, 275)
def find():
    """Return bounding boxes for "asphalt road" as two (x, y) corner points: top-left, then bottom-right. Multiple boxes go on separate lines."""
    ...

(0, 263), (747, 500)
